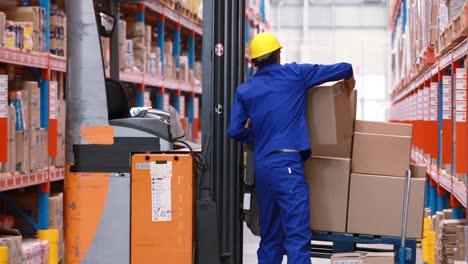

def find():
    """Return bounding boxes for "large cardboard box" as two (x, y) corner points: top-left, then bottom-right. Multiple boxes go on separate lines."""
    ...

(410, 163), (427, 178)
(347, 173), (425, 238)
(307, 81), (354, 145)
(305, 156), (351, 232)
(331, 252), (394, 264)
(0, 229), (22, 264)
(15, 131), (30, 172)
(6, 193), (63, 230)
(352, 120), (412, 177)
(311, 90), (357, 158)
(2, 6), (45, 32)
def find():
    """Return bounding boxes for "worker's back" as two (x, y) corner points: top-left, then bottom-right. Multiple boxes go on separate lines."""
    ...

(231, 62), (310, 160)
(228, 62), (353, 160)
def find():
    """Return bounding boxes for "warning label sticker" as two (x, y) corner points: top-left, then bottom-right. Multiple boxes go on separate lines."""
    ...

(443, 76), (452, 85)
(443, 85), (452, 94)
(457, 112), (467, 122)
(456, 68), (466, 79)
(443, 93), (452, 102)
(456, 101), (467, 111)
(443, 110), (452, 120)
(456, 90), (467, 100)
(443, 102), (452, 111)
(150, 161), (173, 222)
(456, 79), (466, 90)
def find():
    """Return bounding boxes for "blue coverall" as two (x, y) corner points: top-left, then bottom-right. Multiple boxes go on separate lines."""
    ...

(227, 62), (353, 264)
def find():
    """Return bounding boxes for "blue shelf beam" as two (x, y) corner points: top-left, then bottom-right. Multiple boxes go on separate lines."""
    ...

(158, 14), (165, 75)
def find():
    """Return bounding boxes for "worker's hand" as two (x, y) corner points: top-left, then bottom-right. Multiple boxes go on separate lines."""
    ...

(245, 118), (251, 128)
(344, 75), (356, 95)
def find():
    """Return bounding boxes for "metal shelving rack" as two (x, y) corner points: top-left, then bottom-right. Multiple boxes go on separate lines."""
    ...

(389, 0), (468, 217)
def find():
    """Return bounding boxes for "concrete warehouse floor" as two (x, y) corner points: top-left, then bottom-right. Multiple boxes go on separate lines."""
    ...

(242, 224), (424, 263)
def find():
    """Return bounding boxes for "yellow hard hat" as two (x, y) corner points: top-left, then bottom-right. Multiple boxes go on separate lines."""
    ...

(250, 33), (282, 60)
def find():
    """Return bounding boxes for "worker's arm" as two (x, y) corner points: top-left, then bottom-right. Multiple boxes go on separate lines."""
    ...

(227, 92), (253, 143)
(299, 62), (354, 88)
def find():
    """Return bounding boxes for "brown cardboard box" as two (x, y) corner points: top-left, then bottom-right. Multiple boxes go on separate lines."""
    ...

(119, 20), (126, 45)
(0, 12), (5, 46)
(331, 252), (394, 264)
(2, 6), (45, 32)
(410, 163), (427, 178)
(6, 105), (16, 173)
(305, 156), (350, 232)
(306, 81), (354, 145)
(15, 131), (29, 172)
(6, 193), (63, 229)
(347, 173), (425, 238)
(352, 121), (412, 177)
(311, 90), (357, 158)
(0, 229), (22, 264)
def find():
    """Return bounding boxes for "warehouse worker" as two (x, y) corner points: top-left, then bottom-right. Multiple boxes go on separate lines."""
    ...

(227, 32), (355, 264)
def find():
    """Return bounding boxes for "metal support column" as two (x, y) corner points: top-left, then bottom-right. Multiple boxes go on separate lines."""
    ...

(188, 31), (195, 70)
(199, 0), (246, 263)
(158, 14), (165, 75)
(174, 23), (181, 71)
(136, 3), (145, 106)
(110, 0), (120, 80)
(430, 178), (438, 215)
(137, 83), (144, 107)
(38, 0), (50, 233)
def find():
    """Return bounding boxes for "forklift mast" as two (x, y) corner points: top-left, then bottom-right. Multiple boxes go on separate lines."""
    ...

(199, 0), (246, 263)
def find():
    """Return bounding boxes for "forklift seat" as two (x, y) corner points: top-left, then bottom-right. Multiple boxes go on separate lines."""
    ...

(105, 78), (131, 120)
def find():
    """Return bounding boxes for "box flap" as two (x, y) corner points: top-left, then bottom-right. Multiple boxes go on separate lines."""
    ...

(366, 252), (395, 257)
(331, 252), (363, 258)
(355, 120), (412, 136)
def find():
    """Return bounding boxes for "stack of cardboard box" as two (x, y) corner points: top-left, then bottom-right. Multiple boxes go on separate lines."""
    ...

(53, 100), (66, 167)
(0, 229), (22, 264)
(164, 41), (174, 79)
(179, 55), (189, 82)
(436, 219), (466, 263)
(331, 252), (394, 264)
(305, 81), (425, 239)
(50, 10), (66, 57)
(119, 20), (127, 71)
(127, 21), (147, 73)
(3, 6), (46, 52)
(455, 225), (467, 261)
(21, 239), (49, 264)
(6, 193), (64, 261)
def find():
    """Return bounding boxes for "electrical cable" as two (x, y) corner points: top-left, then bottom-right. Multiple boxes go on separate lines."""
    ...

(176, 140), (207, 172)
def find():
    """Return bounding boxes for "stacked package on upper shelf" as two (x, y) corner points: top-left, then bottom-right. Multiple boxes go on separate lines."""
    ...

(448, 0), (466, 22)
(127, 21), (147, 73)
(164, 41), (174, 79)
(455, 225), (467, 261)
(2, 6), (46, 52)
(50, 9), (66, 57)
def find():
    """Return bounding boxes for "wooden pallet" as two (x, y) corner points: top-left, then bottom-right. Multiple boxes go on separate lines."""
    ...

(160, 0), (176, 10)
(436, 11), (468, 57)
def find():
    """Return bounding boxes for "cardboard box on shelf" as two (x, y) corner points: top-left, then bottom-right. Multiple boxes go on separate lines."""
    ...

(331, 252), (394, 264)
(119, 20), (126, 45)
(305, 156), (351, 233)
(2, 6), (45, 32)
(21, 239), (49, 264)
(410, 163), (427, 178)
(14, 130), (29, 172)
(29, 128), (39, 170)
(0, 229), (22, 264)
(306, 81), (354, 145)
(0, 12), (5, 46)
(352, 120), (412, 177)
(347, 173), (425, 238)
(5, 105), (16, 173)
(6, 193), (63, 229)
(311, 89), (357, 158)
